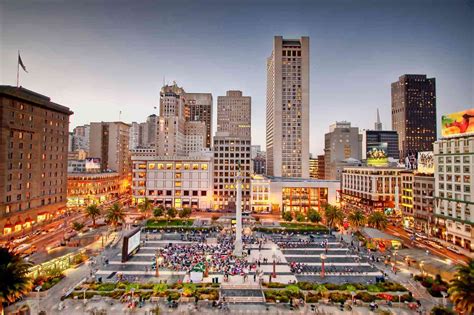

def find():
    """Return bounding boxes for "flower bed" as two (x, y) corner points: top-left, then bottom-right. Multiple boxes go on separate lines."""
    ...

(146, 219), (194, 227)
(414, 274), (448, 298)
(33, 274), (65, 291)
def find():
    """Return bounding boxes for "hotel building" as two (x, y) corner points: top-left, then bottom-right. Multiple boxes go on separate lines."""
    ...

(434, 131), (473, 251)
(67, 172), (125, 207)
(266, 36), (310, 178)
(0, 86), (73, 236)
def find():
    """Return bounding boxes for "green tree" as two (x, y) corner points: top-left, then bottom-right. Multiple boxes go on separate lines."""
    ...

(324, 205), (344, 229)
(153, 206), (164, 218)
(282, 211), (293, 222)
(166, 207), (177, 219)
(106, 202), (126, 229)
(307, 209), (322, 223)
(139, 198), (153, 217)
(367, 211), (388, 230)
(72, 222), (84, 231)
(448, 259), (474, 314)
(348, 210), (366, 231)
(430, 306), (456, 315)
(295, 212), (306, 222)
(0, 247), (33, 315)
(84, 204), (101, 227)
(179, 207), (192, 218)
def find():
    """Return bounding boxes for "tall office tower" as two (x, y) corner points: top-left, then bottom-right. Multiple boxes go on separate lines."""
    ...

(0, 86), (73, 236)
(213, 90), (252, 211)
(324, 122), (362, 181)
(146, 114), (158, 147)
(251, 145), (262, 159)
(309, 155), (318, 179)
(71, 124), (90, 152)
(362, 109), (399, 160)
(184, 121), (207, 155)
(213, 134), (251, 211)
(266, 36), (310, 178)
(89, 122), (131, 176)
(184, 93), (213, 148)
(317, 154), (325, 179)
(217, 91), (251, 138)
(129, 122), (145, 150)
(156, 83), (186, 156)
(391, 74), (437, 158)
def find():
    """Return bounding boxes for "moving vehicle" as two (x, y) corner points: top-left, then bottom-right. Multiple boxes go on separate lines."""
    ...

(447, 246), (461, 255)
(14, 243), (36, 255)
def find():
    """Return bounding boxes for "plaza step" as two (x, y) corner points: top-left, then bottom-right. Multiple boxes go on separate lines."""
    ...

(224, 296), (266, 303)
(220, 283), (261, 290)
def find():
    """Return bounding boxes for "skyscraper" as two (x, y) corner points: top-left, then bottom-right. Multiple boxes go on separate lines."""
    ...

(213, 90), (251, 211)
(266, 36), (310, 178)
(324, 122), (362, 181)
(391, 74), (437, 158)
(184, 93), (213, 148)
(89, 122), (131, 176)
(217, 91), (251, 139)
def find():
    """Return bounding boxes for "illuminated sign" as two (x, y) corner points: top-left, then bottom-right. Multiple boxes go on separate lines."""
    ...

(417, 151), (434, 174)
(441, 109), (474, 138)
(367, 143), (388, 167)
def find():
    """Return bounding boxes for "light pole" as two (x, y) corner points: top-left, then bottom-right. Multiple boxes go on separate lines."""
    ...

(351, 291), (355, 314)
(204, 254), (211, 278)
(441, 291), (447, 307)
(420, 261), (424, 276)
(272, 246), (277, 278)
(320, 254), (327, 278)
(155, 253), (162, 277)
(35, 285), (42, 313)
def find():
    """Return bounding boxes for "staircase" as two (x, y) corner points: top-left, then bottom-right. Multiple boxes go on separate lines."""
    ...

(220, 283), (266, 304)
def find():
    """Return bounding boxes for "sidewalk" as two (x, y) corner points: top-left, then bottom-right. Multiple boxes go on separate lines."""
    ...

(6, 230), (121, 314)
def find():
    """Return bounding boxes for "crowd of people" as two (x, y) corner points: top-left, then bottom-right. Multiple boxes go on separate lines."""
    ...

(289, 261), (378, 275)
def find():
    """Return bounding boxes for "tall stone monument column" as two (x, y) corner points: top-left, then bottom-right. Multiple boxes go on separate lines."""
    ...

(233, 166), (243, 256)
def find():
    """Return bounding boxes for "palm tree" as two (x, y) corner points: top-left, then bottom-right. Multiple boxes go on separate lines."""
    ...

(448, 259), (474, 314)
(106, 202), (126, 229)
(84, 204), (101, 227)
(138, 198), (153, 218)
(0, 247), (33, 315)
(367, 211), (388, 230)
(324, 205), (344, 229)
(348, 210), (366, 232)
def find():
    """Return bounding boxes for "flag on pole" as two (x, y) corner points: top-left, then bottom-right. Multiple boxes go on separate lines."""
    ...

(18, 53), (28, 73)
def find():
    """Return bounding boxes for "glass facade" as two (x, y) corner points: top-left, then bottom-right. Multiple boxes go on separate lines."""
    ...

(282, 187), (328, 213)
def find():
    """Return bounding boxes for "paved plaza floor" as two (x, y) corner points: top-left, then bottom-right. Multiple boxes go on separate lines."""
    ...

(93, 231), (383, 286)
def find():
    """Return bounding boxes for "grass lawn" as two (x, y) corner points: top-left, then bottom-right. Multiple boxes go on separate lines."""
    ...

(146, 219), (194, 227)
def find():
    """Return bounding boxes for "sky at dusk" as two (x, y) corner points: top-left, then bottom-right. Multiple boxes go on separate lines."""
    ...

(1, 0), (472, 155)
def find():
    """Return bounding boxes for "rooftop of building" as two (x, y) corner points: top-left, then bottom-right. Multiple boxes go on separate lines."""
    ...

(253, 175), (339, 184)
(0, 85), (73, 115)
(67, 172), (120, 179)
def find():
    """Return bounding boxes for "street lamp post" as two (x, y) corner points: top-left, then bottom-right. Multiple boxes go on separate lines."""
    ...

(441, 291), (447, 307)
(155, 252), (161, 277)
(320, 254), (327, 278)
(35, 285), (42, 313)
(272, 246), (277, 278)
(204, 255), (211, 278)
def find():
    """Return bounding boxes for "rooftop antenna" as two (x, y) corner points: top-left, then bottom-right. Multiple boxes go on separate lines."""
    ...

(119, 110), (122, 121)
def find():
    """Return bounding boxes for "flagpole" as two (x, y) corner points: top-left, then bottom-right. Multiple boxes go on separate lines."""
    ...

(17, 50), (20, 87)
